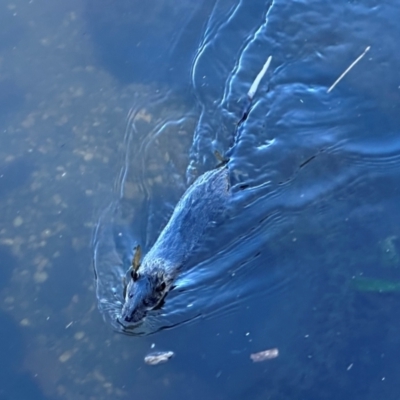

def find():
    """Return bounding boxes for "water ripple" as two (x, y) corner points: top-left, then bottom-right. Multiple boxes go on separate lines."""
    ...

(93, 0), (400, 336)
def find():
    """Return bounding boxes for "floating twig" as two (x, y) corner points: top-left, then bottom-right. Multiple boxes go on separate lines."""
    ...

(327, 46), (370, 93)
(248, 55), (272, 100)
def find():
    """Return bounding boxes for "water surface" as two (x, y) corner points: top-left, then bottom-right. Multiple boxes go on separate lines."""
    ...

(1, 0), (400, 399)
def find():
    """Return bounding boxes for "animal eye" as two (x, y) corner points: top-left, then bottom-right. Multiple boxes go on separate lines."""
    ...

(157, 282), (166, 292)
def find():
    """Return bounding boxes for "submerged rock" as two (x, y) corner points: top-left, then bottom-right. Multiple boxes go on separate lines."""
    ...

(250, 348), (279, 362)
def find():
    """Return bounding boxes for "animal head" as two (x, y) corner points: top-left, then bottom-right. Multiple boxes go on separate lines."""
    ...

(118, 246), (169, 327)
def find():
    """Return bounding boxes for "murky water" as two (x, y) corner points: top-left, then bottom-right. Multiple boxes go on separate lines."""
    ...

(1, 0), (400, 399)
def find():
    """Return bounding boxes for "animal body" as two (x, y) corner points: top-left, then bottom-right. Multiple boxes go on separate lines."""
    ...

(119, 57), (272, 329)
(119, 166), (230, 327)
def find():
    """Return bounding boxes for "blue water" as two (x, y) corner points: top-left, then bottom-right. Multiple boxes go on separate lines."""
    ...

(1, 0), (400, 399)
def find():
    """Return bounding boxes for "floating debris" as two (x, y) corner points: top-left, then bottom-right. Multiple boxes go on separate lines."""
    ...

(144, 351), (174, 366)
(347, 363), (354, 371)
(250, 348), (279, 362)
(65, 321), (73, 329)
(327, 46), (370, 93)
(248, 56), (272, 100)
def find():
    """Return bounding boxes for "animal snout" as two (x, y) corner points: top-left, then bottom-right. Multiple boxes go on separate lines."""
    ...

(118, 309), (145, 328)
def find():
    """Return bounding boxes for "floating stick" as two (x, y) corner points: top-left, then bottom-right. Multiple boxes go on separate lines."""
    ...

(327, 46), (370, 93)
(248, 55), (272, 100)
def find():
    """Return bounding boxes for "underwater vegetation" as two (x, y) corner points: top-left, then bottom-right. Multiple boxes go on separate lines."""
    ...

(353, 277), (400, 293)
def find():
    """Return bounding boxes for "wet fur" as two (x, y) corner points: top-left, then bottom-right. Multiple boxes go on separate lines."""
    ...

(121, 166), (230, 325)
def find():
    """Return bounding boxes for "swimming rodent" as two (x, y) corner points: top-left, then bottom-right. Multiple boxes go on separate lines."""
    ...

(119, 166), (230, 327)
(119, 57), (272, 329)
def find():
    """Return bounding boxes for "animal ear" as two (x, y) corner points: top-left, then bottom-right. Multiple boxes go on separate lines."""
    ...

(132, 245), (141, 273)
(130, 269), (138, 282)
